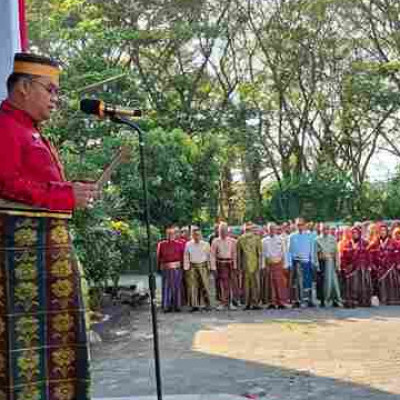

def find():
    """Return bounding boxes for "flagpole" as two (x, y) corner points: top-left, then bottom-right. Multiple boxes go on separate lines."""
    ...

(18, 0), (28, 51)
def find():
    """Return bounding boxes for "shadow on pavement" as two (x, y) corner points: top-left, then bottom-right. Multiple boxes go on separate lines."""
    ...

(92, 306), (400, 399)
(92, 353), (400, 399)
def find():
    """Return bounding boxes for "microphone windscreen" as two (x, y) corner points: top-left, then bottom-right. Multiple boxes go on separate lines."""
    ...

(80, 99), (102, 115)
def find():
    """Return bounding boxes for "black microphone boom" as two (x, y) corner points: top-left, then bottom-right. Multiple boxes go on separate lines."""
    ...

(80, 99), (142, 118)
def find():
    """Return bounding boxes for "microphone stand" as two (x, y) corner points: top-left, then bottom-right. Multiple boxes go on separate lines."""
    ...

(110, 115), (163, 400)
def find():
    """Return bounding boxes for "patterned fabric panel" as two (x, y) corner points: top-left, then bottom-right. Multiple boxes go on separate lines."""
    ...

(0, 215), (90, 400)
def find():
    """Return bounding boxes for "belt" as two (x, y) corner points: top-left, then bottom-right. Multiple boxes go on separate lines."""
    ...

(217, 258), (233, 263)
(162, 261), (181, 270)
(266, 257), (282, 264)
(321, 253), (335, 260)
(190, 262), (208, 268)
(0, 198), (72, 219)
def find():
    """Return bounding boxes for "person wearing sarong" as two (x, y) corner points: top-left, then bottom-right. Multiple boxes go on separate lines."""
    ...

(338, 227), (352, 257)
(0, 53), (97, 400)
(228, 227), (244, 306)
(367, 223), (380, 297)
(207, 223), (220, 305)
(316, 224), (342, 307)
(377, 224), (400, 305)
(210, 222), (238, 310)
(208, 223), (219, 246)
(392, 227), (400, 243)
(288, 218), (317, 308)
(341, 226), (372, 308)
(261, 223), (288, 309)
(184, 228), (211, 311)
(173, 226), (181, 241)
(338, 227), (351, 293)
(392, 228), (400, 296)
(179, 226), (190, 244)
(390, 221), (400, 237)
(280, 223), (292, 295)
(178, 226), (190, 306)
(157, 226), (184, 312)
(237, 222), (262, 310)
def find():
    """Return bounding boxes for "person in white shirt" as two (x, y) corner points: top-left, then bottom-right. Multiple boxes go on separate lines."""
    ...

(261, 223), (289, 309)
(184, 227), (211, 311)
(211, 222), (238, 310)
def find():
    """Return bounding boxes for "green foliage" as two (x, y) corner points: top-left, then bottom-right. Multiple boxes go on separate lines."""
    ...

(25, 0), (400, 285)
(118, 127), (220, 227)
(381, 169), (400, 219)
(266, 166), (354, 222)
(72, 191), (161, 286)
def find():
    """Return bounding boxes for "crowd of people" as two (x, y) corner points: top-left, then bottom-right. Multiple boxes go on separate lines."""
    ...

(156, 218), (400, 312)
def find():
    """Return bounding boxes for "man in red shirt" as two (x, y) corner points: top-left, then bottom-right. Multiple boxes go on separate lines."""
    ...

(157, 226), (184, 312)
(0, 54), (96, 210)
(0, 53), (95, 400)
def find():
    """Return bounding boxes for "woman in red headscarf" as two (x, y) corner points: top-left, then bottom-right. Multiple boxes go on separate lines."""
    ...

(341, 226), (372, 307)
(377, 224), (400, 305)
(338, 227), (351, 261)
(392, 228), (400, 300)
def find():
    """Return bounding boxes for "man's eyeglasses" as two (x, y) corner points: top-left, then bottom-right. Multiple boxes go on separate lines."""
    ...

(31, 80), (60, 97)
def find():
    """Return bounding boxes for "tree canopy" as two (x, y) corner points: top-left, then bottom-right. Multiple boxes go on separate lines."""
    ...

(25, 0), (400, 279)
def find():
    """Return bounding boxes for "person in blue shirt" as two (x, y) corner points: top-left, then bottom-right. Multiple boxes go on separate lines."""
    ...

(288, 218), (318, 307)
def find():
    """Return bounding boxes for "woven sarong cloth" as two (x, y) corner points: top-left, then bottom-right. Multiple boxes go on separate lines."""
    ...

(185, 262), (210, 308)
(0, 214), (90, 400)
(161, 268), (183, 310)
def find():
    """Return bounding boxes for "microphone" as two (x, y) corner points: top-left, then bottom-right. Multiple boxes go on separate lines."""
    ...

(80, 99), (142, 118)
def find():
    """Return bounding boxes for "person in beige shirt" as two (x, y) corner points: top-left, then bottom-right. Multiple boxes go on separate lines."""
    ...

(261, 223), (289, 309)
(211, 222), (238, 310)
(184, 227), (211, 311)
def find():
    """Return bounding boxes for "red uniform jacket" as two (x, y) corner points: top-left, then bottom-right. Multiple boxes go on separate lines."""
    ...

(341, 238), (370, 277)
(378, 238), (397, 277)
(157, 239), (184, 269)
(0, 100), (74, 212)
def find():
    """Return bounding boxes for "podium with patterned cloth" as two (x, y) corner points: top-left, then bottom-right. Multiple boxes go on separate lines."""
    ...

(0, 212), (90, 400)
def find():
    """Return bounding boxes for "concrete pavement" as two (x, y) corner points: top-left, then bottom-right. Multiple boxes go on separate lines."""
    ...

(95, 396), (244, 400)
(92, 306), (400, 400)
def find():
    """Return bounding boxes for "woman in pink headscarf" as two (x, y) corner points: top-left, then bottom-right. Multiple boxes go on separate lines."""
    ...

(367, 222), (380, 296)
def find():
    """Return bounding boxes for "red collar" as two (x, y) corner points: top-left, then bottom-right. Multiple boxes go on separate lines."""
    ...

(0, 99), (38, 130)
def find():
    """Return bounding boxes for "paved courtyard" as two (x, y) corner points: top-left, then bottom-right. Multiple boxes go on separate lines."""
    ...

(92, 304), (400, 399)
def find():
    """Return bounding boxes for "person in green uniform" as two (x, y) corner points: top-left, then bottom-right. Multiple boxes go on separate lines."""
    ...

(237, 222), (262, 310)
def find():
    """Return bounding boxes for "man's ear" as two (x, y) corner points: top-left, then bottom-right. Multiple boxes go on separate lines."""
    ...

(15, 78), (32, 98)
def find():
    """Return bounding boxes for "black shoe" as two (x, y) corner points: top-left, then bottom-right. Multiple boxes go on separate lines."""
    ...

(333, 302), (341, 308)
(174, 307), (181, 312)
(244, 305), (251, 310)
(320, 301), (326, 308)
(267, 304), (277, 310)
(292, 302), (301, 308)
(278, 304), (287, 310)
(307, 302), (316, 308)
(251, 305), (263, 310)
(190, 307), (199, 312)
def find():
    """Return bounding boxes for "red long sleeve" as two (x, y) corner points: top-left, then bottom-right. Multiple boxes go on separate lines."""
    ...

(0, 101), (75, 212)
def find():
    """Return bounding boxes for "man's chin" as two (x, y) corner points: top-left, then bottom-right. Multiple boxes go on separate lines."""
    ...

(40, 112), (52, 122)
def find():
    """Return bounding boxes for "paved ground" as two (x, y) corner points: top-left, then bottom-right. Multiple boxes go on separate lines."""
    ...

(94, 396), (243, 400)
(91, 304), (400, 399)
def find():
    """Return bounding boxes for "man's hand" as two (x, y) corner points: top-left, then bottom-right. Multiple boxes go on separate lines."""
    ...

(72, 181), (101, 209)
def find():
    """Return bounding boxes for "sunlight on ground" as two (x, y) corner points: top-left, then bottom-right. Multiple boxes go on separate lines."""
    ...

(192, 318), (400, 394)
